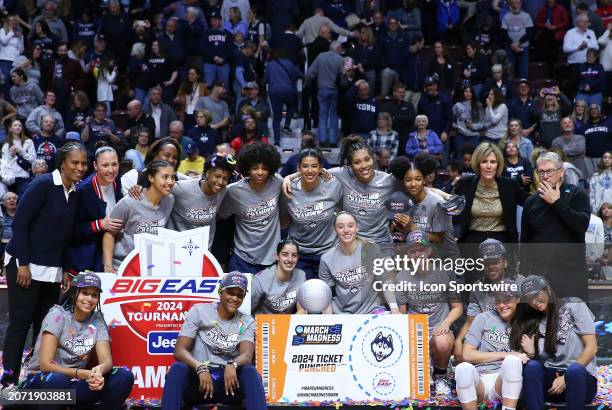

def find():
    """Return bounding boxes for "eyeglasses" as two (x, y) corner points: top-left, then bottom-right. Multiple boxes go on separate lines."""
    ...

(536, 167), (561, 177)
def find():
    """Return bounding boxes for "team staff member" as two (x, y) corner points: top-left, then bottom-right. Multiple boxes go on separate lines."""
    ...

(455, 239), (522, 362)
(455, 282), (526, 410)
(22, 273), (134, 409)
(68, 147), (123, 273)
(1, 142), (87, 388)
(219, 143), (283, 274)
(281, 148), (342, 279)
(513, 276), (598, 410)
(319, 212), (391, 314)
(162, 272), (266, 410)
(395, 230), (463, 396)
(251, 239), (306, 314)
(103, 160), (175, 271)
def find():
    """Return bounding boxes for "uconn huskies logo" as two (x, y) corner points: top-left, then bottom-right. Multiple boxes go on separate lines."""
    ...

(370, 332), (394, 362)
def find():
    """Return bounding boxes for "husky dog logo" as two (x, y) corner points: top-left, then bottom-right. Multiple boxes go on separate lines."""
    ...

(370, 332), (394, 362)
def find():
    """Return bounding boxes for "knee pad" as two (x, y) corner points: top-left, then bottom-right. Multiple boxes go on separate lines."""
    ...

(500, 356), (523, 400)
(455, 362), (479, 403)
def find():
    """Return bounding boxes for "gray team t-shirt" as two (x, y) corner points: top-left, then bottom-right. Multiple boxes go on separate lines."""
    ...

(27, 306), (110, 371)
(283, 177), (342, 255)
(319, 241), (385, 314)
(465, 310), (512, 374)
(538, 298), (597, 377)
(179, 302), (255, 365)
(167, 178), (226, 249)
(396, 269), (460, 330)
(329, 167), (394, 243)
(219, 176), (282, 265)
(409, 191), (459, 259)
(251, 265), (306, 314)
(110, 193), (175, 264)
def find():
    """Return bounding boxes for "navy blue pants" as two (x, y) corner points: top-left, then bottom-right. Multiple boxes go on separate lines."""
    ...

(269, 87), (298, 144)
(522, 360), (597, 410)
(161, 362), (266, 410)
(296, 253), (322, 280)
(228, 253), (270, 275)
(23, 367), (134, 410)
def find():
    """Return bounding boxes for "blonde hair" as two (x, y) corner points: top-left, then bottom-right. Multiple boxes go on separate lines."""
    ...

(195, 109), (213, 124)
(471, 142), (504, 176)
(377, 112), (393, 130)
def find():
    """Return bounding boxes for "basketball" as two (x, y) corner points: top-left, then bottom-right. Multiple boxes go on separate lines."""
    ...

(297, 279), (332, 314)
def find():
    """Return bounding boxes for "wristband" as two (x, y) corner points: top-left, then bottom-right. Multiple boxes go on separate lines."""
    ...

(75, 368), (79, 379)
(196, 361), (209, 375)
(227, 360), (238, 370)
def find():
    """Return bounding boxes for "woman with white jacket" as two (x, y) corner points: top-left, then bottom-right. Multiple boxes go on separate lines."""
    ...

(598, 23), (612, 95)
(1, 119), (35, 195)
(0, 15), (24, 97)
(97, 56), (118, 115)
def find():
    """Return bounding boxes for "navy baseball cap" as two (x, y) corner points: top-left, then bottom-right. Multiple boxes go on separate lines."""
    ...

(406, 230), (430, 248)
(184, 142), (197, 155)
(210, 10), (221, 19)
(386, 191), (414, 220)
(65, 131), (81, 142)
(520, 275), (549, 297)
(424, 76), (437, 86)
(219, 272), (248, 293)
(479, 238), (506, 260)
(73, 272), (103, 292)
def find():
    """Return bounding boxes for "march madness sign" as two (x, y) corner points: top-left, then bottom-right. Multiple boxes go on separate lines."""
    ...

(256, 314), (430, 402)
(98, 227), (251, 400)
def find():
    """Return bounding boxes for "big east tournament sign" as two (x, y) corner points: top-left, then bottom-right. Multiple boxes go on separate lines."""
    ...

(98, 228), (250, 400)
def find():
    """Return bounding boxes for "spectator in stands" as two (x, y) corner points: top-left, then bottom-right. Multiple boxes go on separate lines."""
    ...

(203, 11), (233, 88)
(174, 67), (208, 130)
(98, 0), (130, 69)
(552, 117), (588, 176)
(461, 42), (490, 99)
(521, 151), (591, 298)
(576, 48), (607, 107)
(368, 111), (398, 160)
(577, 2), (606, 38)
(223, 7), (247, 37)
(69, 147), (123, 273)
(65, 92), (91, 134)
(123, 99), (156, 142)
(501, 0), (534, 79)
(502, 140), (533, 194)
(405, 114), (443, 161)
(582, 103), (612, 178)
(147, 40), (178, 104)
(379, 17), (409, 97)
(298, 8), (355, 45)
(12, 43), (44, 87)
(2, 119), (35, 194)
(26, 90), (65, 138)
(482, 88), (508, 143)
(402, 34), (425, 107)
(177, 143), (205, 177)
(507, 79), (537, 138)
(0, 191), (17, 264)
(427, 41), (454, 97)
(230, 116), (268, 154)
(352, 26), (379, 93)
(499, 118), (534, 161)
(564, 13), (599, 95)
(1, 142), (86, 389)
(590, 151), (612, 214)
(81, 103), (121, 154)
(195, 82), (231, 137)
(128, 42), (149, 105)
(376, 147), (392, 173)
(306, 41), (343, 147)
(237, 82), (270, 134)
(31, 1), (68, 43)
(378, 83), (416, 156)
(30, 20), (57, 56)
(346, 79), (377, 137)
(31, 114), (63, 171)
(598, 23), (612, 93)
(0, 14), (24, 98)
(95, 55), (117, 115)
(400, 0), (422, 41)
(272, 23), (303, 67)
(534, 0), (570, 66)
(452, 83), (485, 160)
(188, 109), (220, 158)
(232, 43), (258, 115)
(437, 0), (460, 42)
(9, 68), (43, 121)
(418, 76), (452, 160)
(571, 99), (589, 133)
(482, 64), (513, 101)
(124, 128), (151, 171)
(168, 121), (195, 160)
(144, 86), (177, 139)
(53, 43), (85, 115)
(534, 85), (572, 148)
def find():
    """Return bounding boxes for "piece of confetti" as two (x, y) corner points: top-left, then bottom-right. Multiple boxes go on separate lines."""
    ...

(147, 264), (154, 269)
(173, 260), (182, 265)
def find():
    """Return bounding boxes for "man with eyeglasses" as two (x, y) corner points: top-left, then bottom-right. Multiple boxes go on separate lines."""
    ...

(520, 151), (590, 299)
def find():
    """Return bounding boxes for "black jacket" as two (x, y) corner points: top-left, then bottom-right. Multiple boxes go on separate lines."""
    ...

(454, 175), (526, 242)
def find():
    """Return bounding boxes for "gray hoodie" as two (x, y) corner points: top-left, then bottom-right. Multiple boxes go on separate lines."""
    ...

(306, 49), (344, 90)
(10, 81), (43, 120)
(25, 105), (65, 137)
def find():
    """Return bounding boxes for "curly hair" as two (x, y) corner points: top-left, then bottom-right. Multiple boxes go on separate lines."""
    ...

(204, 153), (237, 175)
(237, 142), (281, 176)
(338, 134), (373, 166)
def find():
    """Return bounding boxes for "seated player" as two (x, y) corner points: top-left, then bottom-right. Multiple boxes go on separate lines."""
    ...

(395, 230), (463, 396)
(162, 272), (266, 410)
(455, 238), (522, 362)
(251, 239), (306, 314)
(21, 273), (135, 409)
(455, 281), (526, 410)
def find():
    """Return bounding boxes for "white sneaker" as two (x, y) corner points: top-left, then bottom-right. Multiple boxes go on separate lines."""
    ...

(433, 375), (452, 397)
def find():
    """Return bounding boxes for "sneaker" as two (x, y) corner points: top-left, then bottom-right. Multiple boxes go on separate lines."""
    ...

(433, 375), (452, 397)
